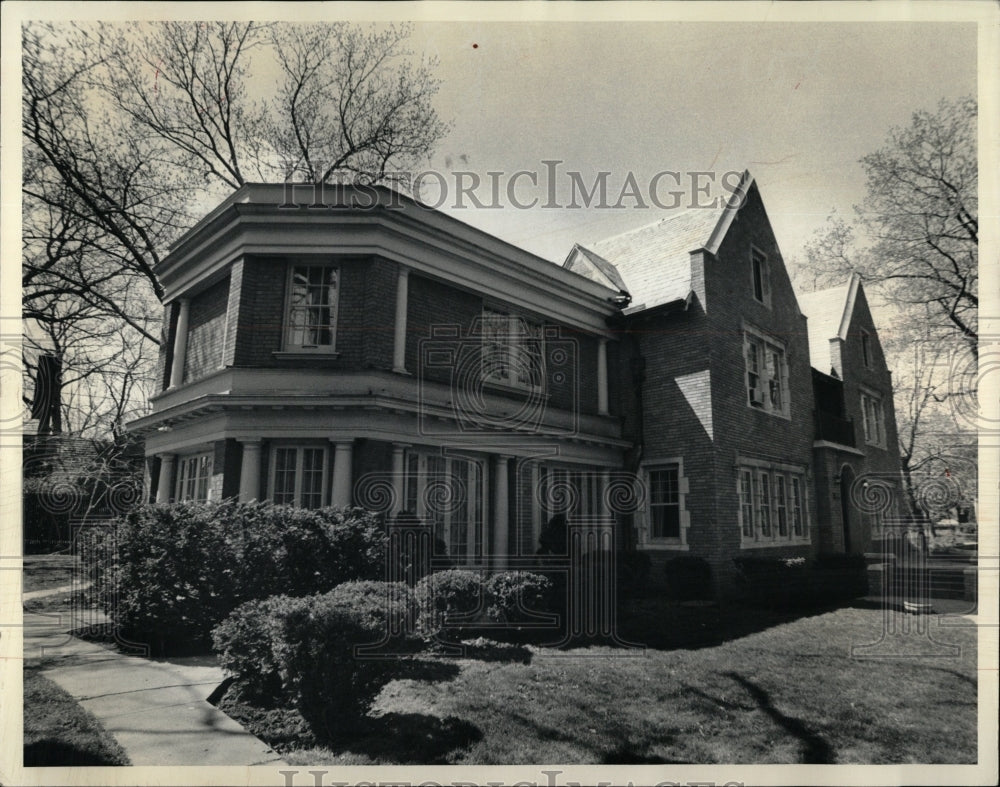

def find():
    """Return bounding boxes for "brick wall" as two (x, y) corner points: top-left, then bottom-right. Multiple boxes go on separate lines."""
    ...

(183, 277), (230, 383)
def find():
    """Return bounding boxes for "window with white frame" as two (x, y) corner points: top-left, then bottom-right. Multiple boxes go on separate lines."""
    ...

(751, 248), (770, 306)
(738, 461), (810, 546)
(269, 445), (328, 508)
(403, 451), (484, 561)
(481, 308), (543, 390)
(744, 328), (789, 416)
(860, 389), (885, 447)
(284, 264), (339, 352)
(176, 453), (212, 501)
(538, 465), (604, 523)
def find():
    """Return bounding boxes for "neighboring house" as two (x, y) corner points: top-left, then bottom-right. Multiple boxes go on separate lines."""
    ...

(127, 172), (903, 594)
(798, 273), (903, 555)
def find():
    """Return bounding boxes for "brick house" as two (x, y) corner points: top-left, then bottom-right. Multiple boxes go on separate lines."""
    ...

(128, 172), (902, 593)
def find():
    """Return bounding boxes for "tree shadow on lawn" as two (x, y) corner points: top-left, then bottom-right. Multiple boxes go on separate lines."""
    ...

(24, 739), (124, 767)
(597, 597), (841, 653)
(335, 712), (483, 764)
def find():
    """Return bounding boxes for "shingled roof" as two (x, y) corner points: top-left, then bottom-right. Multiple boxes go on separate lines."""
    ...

(564, 170), (753, 313)
(797, 273), (861, 375)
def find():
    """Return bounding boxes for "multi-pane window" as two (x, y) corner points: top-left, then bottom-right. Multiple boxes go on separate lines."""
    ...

(739, 464), (809, 545)
(860, 390), (885, 446)
(176, 453), (212, 501)
(539, 466), (602, 522)
(481, 308), (543, 389)
(270, 446), (328, 508)
(751, 248), (770, 305)
(649, 465), (681, 539)
(404, 452), (483, 561)
(285, 264), (339, 351)
(744, 330), (788, 416)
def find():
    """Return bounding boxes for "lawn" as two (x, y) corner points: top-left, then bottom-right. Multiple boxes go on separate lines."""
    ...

(22, 555), (75, 594)
(23, 665), (130, 766)
(221, 601), (978, 765)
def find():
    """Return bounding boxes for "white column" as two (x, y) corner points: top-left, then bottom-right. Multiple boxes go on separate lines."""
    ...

(493, 455), (510, 569)
(156, 454), (175, 503)
(391, 443), (407, 517)
(168, 298), (191, 389)
(392, 267), (410, 374)
(238, 440), (262, 502)
(331, 441), (354, 508)
(597, 338), (609, 416)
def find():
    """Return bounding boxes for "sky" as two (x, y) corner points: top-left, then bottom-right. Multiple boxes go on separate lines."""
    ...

(402, 21), (978, 272)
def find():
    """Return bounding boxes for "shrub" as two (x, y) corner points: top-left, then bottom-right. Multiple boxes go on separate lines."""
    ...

(812, 552), (869, 601)
(733, 555), (810, 609)
(413, 570), (486, 639)
(485, 571), (553, 623)
(279, 591), (398, 737)
(211, 595), (303, 703)
(617, 551), (652, 597)
(664, 555), (713, 601)
(93, 501), (389, 652)
(325, 580), (418, 638)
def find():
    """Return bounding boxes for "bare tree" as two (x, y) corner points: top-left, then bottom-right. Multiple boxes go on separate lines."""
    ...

(22, 20), (448, 440)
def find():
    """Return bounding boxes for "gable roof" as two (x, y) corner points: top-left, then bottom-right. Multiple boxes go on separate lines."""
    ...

(564, 171), (753, 312)
(798, 272), (862, 374)
(563, 243), (629, 292)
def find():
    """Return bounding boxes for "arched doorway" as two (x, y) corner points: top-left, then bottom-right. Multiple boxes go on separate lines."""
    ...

(839, 465), (856, 554)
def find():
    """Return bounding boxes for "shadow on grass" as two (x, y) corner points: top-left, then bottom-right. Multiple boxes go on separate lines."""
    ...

(600, 744), (687, 764)
(723, 671), (835, 764)
(337, 713), (483, 764)
(24, 739), (124, 767)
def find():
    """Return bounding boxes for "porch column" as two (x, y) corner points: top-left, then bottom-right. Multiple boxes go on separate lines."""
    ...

(392, 267), (410, 374)
(493, 455), (510, 569)
(597, 338), (609, 416)
(238, 440), (262, 502)
(156, 454), (175, 503)
(331, 440), (354, 508)
(391, 443), (407, 517)
(168, 298), (190, 389)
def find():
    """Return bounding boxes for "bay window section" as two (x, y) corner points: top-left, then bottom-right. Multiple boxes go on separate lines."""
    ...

(176, 453), (212, 501)
(403, 451), (484, 562)
(270, 446), (328, 509)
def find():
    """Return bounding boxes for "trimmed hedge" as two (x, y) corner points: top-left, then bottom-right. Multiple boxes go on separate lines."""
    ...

(485, 571), (553, 624)
(212, 584), (404, 736)
(664, 555), (713, 601)
(733, 553), (868, 609)
(89, 501), (387, 652)
(413, 569), (486, 639)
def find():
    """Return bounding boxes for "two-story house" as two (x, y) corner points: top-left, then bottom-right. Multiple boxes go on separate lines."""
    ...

(127, 172), (904, 595)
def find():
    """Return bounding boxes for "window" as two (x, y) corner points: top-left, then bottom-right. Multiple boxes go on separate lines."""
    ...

(860, 390), (885, 447)
(539, 465), (603, 522)
(481, 308), (543, 390)
(649, 465), (681, 539)
(737, 461), (810, 546)
(751, 248), (770, 305)
(176, 453), (212, 501)
(744, 329), (789, 416)
(403, 451), (484, 561)
(284, 264), (339, 351)
(861, 330), (872, 368)
(269, 446), (328, 508)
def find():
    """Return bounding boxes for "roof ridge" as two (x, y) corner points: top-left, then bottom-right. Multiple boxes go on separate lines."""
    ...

(590, 205), (724, 248)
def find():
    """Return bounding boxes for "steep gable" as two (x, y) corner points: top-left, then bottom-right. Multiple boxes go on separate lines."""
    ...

(563, 243), (629, 292)
(798, 273), (860, 376)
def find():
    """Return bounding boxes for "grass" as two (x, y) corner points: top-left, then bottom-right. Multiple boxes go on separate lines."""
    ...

(23, 665), (130, 766)
(221, 600), (978, 765)
(22, 555), (75, 594)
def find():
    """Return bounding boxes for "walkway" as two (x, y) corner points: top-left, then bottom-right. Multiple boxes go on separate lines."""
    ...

(23, 585), (285, 766)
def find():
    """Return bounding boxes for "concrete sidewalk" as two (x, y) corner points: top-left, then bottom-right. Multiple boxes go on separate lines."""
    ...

(23, 599), (286, 766)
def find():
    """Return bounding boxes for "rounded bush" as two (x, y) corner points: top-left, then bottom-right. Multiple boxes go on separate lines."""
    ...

(664, 555), (713, 601)
(325, 580), (418, 639)
(485, 571), (553, 623)
(413, 569), (486, 639)
(211, 595), (304, 703)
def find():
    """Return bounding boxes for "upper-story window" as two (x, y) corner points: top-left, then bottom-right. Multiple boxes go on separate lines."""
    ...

(481, 307), (543, 390)
(751, 248), (771, 306)
(860, 388), (885, 447)
(744, 327), (789, 417)
(861, 330), (872, 368)
(284, 264), (340, 352)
